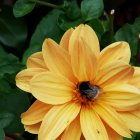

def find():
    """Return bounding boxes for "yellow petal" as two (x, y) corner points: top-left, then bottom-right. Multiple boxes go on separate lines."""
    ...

(95, 61), (134, 87)
(100, 84), (140, 111)
(119, 111), (140, 132)
(105, 123), (123, 140)
(69, 24), (100, 57)
(27, 52), (47, 69)
(99, 42), (131, 67)
(21, 100), (52, 125)
(30, 72), (75, 105)
(80, 105), (109, 140)
(42, 38), (77, 83)
(24, 122), (41, 134)
(93, 103), (131, 138)
(69, 30), (98, 81)
(129, 67), (140, 89)
(60, 28), (74, 51)
(62, 116), (81, 140)
(38, 102), (81, 140)
(16, 68), (46, 92)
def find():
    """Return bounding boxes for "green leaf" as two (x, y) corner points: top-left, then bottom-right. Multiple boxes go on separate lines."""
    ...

(114, 17), (140, 56)
(0, 48), (24, 77)
(63, 0), (81, 20)
(0, 6), (27, 47)
(0, 89), (30, 133)
(0, 128), (5, 140)
(0, 111), (15, 128)
(58, 13), (84, 31)
(81, 0), (104, 21)
(23, 9), (64, 63)
(13, 0), (36, 18)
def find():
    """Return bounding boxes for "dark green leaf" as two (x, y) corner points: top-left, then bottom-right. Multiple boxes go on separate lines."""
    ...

(63, 0), (81, 20)
(114, 17), (140, 56)
(0, 128), (5, 140)
(81, 0), (104, 21)
(13, 0), (36, 18)
(23, 9), (64, 63)
(0, 49), (24, 77)
(58, 13), (84, 31)
(0, 6), (27, 47)
(0, 89), (30, 133)
(0, 111), (15, 128)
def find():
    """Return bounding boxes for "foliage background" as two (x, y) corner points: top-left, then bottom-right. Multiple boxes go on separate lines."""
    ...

(0, 0), (140, 139)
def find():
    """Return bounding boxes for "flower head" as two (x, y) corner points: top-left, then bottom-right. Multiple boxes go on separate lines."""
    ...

(16, 24), (140, 140)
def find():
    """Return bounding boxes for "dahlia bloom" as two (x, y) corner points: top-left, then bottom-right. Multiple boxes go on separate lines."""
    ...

(16, 24), (140, 140)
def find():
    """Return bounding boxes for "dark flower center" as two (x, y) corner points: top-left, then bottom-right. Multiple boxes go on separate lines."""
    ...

(78, 81), (100, 100)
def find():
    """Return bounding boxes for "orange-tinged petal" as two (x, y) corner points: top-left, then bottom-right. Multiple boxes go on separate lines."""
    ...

(38, 102), (81, 140)
(80, 105), (109, 140)
(93, 103), (131, 138)
(21, 100), (52, 125)
(61, 116), (81, 140)
(119, 111), (140, 132)
(27, 52), (47, 69)
(30, 72), (75, 105)
(95, 61), (134, 87)
(60, 28), (74, 51)
(69, 33), (98, 81)
(99, 42), (131, 67)
(69, 24), (100, 57)
(16, 68), (46, 92)
(105, 123), (123, 140)
(24, 122), (41, 134)
(129, 67), (140, 88)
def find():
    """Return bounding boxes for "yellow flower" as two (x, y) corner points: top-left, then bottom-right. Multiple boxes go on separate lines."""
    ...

(16, 24), (140, 140)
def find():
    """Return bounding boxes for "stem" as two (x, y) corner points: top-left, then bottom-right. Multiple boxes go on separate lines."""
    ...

(108, 9), (115, 43)
(29, 0), (62, 9)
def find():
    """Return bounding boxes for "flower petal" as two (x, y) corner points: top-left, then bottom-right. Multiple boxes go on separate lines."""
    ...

(69, 24), (100, 57)
(60, 28), (74, 51)
(69, 27), (98, 81)
(93, 103), (131, 138)
(104, 123), (123, 140)
(42, 38), (77, 82)
(100, 84), (140, 111)
(99, 42), (131, 67)
(24, 122), (41, 134)
(80, 105), (109, 140)
(21, 100), (52, 125)
(119, 111), (140, 132)
(16, 68), (46, 92)
(38, 102), (81, 140)
(95, 61), (134, 87)
(30, 72), (75, 105)
(61, 116), (81, 140)
(27, 52), (47, 69)
(129, 67), (140, 88)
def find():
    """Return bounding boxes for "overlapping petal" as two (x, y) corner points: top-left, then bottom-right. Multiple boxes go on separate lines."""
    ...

(21, 100), (52, 125)
(38, 102), (81, 140)
(119, 111), (140, 132)
(95, 61), (134, 87)
(93, 103), (131, 138)
(30, 72), (75, 104)
(129, 67), (140, 88)
(99, 42), (131, 67)
(27, 52), (47, 69)
(80, 105), (109, 140)
(16, 68), (46, 92)
(60, 28), (74, 51)
(69, 25), (98, 81)
(24, 122), (41, 134)
(42, 38), (77, 82)
(61, 116), (81, 140)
